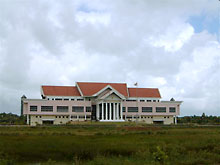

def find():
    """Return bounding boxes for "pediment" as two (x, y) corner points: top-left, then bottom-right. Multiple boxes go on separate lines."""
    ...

(96, 86), (125, 100)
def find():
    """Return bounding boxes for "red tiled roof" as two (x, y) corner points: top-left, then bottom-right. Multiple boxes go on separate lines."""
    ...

(42, 86), (81, 96)
(77, 82), (128, 97)
(128, 88), (161, 98)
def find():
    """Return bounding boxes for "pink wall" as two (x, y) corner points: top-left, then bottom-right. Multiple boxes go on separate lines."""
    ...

(123, 101), (180, 116)
(23, 100), (91, 115)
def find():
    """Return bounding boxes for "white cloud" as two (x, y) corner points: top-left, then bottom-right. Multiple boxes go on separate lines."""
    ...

(0, 0), (219, 116)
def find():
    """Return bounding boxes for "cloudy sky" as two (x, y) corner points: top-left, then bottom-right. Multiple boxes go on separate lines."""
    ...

(0, 0), (219, 116)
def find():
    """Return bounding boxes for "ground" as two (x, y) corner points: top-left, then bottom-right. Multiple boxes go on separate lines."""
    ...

(0, 122), (220, 165)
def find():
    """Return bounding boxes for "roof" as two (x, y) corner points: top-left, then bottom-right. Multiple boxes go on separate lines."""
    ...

(76, 82), (129, 97)
(128, 88), (161, 98)
(41, 83), (161, 98)
(42, 86), (81, 96)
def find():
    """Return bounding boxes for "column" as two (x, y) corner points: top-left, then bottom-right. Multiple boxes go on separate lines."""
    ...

(85, 114), (86, 120)
(26, 115), (29, 125)
(69, 115), (71, 121)
(175, 116), (177, 125)
(113, 103), (116, 120)
(105, 103), (108, 120)
(110, 103), (112, 120)
(117, 103), (120, 120)
(96, 104), (99, 120)
(120, 102), (123, 120)
(102, 102), (104, 120)
(115, 103), (117, 120)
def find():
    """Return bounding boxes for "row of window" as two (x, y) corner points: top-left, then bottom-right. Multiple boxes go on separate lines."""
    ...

(34, 115), (91, 119)
(123, 116), (170, 119)
(30, 106), (91, 112)
(30, 106), (176, 113)
(47, 98), (160, 102)
(126, 107), (176, 113)
(48, 98), (85, 101)
(125, 99), (159, 102)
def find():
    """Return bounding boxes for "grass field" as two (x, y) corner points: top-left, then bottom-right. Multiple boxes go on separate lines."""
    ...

(0, 123), (220, 165)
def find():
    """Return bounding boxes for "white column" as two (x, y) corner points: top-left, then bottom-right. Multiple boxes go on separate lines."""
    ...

(175, 116), (177, 125)
(69, 115), (71, 121)
(110, 103), (112, 120)
(115, 103), (117, 120)
(113, 103), (116, 120)
(105, 103), (108, 120)
(85, 114), (86, 120)
(117, 103), (120, 120)
(26, 115), (29, 125)
(120, 102), (123, 120)
(102, 102), (104, 120)
(97, 104), (99, 120)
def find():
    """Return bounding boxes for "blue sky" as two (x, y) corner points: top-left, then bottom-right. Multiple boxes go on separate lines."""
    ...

(189, 13), (219, 35)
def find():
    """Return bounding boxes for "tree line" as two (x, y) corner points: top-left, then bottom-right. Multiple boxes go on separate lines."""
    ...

(0, 112), (219, 125)
(178, 113), (220, 125)
(0, 113), (26, 125)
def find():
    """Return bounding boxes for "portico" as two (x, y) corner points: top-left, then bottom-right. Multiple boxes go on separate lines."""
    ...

(96, 101), (124, 122)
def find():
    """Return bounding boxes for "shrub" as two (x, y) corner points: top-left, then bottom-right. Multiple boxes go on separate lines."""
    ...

(153, 146), (168, 164)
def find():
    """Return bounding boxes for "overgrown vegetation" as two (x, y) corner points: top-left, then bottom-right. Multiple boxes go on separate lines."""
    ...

(0, 113), (25, 125)
(0, 124), (220, 164)
(178, 113), (220, 125)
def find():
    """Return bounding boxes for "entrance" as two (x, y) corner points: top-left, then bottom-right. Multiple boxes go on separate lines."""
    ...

(153, 121), (164, 124)
(42, 120), (54, 125)
(91, 105), (96, 121)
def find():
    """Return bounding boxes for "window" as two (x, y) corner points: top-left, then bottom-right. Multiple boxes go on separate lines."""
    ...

(86, 115), (91, 119)
(140, 100), (145, 102)
(86, 107), (91, 112)
(30, 106), (37, 112)
(77, 99), (84, 101)
(64, 98), (69, 101)
(147, 100), (151, 102)
(123, 107), (126, 112)
(142, 107), (152, 113)
(169, 107), (176, 113)
(126, 100), (136, 102)
(57, 106), (68, 112)
(71, 115), (77, 119)
(79, 115), (85, 119)
(55, 98), (62, 100)
(41, 106), (53, 112)
(72, 106), (84, 112)
(153, 100), (156, 102)
(71, 99), (75, 101)
(156, 107), (166, 113)
(127, 107), (138, 112)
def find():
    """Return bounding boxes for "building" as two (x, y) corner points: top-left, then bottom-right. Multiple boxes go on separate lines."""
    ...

(21, 82), (182, 126)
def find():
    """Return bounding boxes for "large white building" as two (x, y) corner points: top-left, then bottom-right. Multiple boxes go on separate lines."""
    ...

(21, 82), (182, 126)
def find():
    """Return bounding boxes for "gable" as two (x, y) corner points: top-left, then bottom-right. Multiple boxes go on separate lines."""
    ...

(77, 82), (128, 97)
(105, 93), (121, 100)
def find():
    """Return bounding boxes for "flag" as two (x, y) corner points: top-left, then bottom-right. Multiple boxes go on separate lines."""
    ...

(134, 82), (138, 86)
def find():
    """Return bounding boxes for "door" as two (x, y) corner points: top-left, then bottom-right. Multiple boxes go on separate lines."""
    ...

(91, 105), (96, 120)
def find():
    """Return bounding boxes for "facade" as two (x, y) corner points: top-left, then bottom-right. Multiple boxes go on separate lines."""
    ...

(21, 82), (182, 126)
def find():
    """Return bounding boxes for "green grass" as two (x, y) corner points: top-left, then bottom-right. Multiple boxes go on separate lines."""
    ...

(0, 123), (220, 164)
